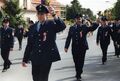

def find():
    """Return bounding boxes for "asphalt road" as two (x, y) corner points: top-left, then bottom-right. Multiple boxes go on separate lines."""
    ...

(0, 28), (120, 81)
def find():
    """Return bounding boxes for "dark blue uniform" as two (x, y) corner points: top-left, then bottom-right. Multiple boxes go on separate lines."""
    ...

(15, 27), (24, 50)
(0, 27), (14, 70)
(0, 29), (1, 48)
(115, 24), (120, 56)
(65, 23), (98, 79)
(23, 18), (66, 65)
(111, 23), (119, 56)
(117, 25), (120, 44)
(96, 26), (112, 64)
(23, 18), (66, 81)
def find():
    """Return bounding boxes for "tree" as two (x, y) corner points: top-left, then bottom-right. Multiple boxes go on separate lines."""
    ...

(1, 0), (26, 28)
(66, 0), (82, 20)
(66, 0), (95, 21)
(81, 8), (95, 20)
(113, 0), (120, 19)
(0, 11), (2, 18)
(103, 9), (114, 20)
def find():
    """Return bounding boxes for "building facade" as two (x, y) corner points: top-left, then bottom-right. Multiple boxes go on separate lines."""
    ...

(0, 0), (4, 10)
(0, 0), (66, 22)
(19, 0), (66, 22)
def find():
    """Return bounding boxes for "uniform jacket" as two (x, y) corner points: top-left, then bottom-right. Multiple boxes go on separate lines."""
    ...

(115, 24), (120, 44)
(65, 23), (99, 52)
(96, 26), (112, 46)
(15, 27), (24, 38)
(111, 23), (119, 42)
(23, 18), (66, 65)
(0, 27), (14, 49)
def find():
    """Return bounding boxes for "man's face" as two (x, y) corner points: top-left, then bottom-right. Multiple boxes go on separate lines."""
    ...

(29, 23), (33, 27)
(114, 20), (120, 24)
(75, 17), (82, 24)
(118, 20), (120, 24)
(3, 21), (9, 27)
(100, 20), (107, 26)
(37, 12), (47, 22)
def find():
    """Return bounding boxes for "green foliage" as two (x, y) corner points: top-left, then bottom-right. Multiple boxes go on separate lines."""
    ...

(113, 0), (120, 19)
(103, 9), (115, 20)
(66, 0), (82, 20)
(81, 8), (95, 20)
(66, 0), (95, 21)
(0, 11), (2, 18)
(1, 0), (26, 28)
(111, 8), (115, 19)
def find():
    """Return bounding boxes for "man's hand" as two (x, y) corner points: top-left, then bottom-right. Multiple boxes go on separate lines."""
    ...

(22, 62), (27, 67)
(64, 48), (68, 53)
(86, 19), (92, 24)
(48, 6), (56, 16)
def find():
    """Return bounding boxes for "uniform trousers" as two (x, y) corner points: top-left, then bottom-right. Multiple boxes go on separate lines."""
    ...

(32, 63), (52, 81)
(100, 43), (109, 63)
(113, 41), (118, 55)
(72, 49), (86, 78)
(1, 48), (11, 69)
(17, 37), (23, 49)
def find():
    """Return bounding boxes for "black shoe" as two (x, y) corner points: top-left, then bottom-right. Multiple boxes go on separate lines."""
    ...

(117, 55), (119, 58)
(2, 68), (7, 72)
(102, 62), (105, 65)
(76, 76), (82, 81)
(102, 59), (107, 65)
(77, 77), (82, 81)
(7, 65), (10, 69)
(7, 62), (12, 69)
(19, 48), (22, 50)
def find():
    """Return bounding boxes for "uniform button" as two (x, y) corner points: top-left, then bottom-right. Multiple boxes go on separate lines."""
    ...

(38, 34), (40, 36)
(51, 48), (54, 50)
(39, 50), (41, 53)
(39, 40), (41, 41)
(39, 45), (41, 46)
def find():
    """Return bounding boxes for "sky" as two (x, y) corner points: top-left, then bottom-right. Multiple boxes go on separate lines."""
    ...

(57, 0), (117, 15)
